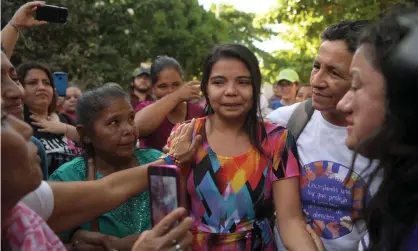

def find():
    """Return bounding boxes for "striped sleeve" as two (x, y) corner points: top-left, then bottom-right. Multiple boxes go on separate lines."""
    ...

(269, 129), (301, 181)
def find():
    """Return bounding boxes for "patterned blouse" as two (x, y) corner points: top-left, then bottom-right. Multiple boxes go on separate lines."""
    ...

(3, 203), (66, 250)
(169, 117), (301, 251)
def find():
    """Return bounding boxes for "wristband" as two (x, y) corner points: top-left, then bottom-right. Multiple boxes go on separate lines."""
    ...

(8, 22), (21, 33)
(159, 153), (180, 165)
(7, 21), (30, 48)
(164, 154), (175, 165)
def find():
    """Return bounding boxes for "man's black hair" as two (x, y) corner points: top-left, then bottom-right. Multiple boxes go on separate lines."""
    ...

(321, 20), (371, 53)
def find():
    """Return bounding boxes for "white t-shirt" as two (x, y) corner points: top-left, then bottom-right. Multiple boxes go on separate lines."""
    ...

(260, 94), (273, 118)
(267, 103), (380, 251)
(21, 181), (54, 221)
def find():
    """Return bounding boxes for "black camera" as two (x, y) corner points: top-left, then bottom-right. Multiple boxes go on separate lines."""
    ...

(35, 5), (68, 24)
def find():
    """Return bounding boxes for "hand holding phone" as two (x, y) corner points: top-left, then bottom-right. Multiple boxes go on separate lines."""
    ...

(148, 164), (182, 226)
(35, 5), (68, 24)
(10, 1), (48, 29)
(132, 208), (193, 251)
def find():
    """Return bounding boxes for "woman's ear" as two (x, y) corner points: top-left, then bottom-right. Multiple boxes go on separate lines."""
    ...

(76, 125), (90, 144)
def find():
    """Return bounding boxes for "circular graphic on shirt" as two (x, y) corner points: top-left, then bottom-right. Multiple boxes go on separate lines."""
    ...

(300, 161), (372, 239)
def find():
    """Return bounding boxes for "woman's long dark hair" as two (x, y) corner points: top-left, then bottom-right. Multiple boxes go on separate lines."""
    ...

(16, 62), (57, 115)
(201, 44), (265, 154)
(150, 56), (184, 85)
(352, 7), (418, 251)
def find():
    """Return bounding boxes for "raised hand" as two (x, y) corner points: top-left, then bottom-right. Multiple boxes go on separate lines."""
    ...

(174, 80), (201, 102)
(169, 118), (202, 166)
(10, 1), (48, 29)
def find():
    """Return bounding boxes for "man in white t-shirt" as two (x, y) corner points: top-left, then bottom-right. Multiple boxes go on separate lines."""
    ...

(267, 20), (379, 251)
(259, 92), (272, 118)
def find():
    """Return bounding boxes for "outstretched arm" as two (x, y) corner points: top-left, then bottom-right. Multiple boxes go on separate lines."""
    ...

(24, 120), (200, 234)
(47, 159), (165, 233)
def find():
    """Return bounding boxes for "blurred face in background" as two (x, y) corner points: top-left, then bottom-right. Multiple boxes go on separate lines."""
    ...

(153, 67), (183, 99)
(56, 96), (64, 112)
(273, 83), (282, 99)
(62, 87), (82, 113)
(133, 74), (151, 93)
(278, 80), (297, 102)
(296, 86), (313, 103)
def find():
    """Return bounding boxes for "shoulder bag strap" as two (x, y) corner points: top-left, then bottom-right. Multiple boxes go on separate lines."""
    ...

(287, 99), (315, 141)
(84, 155), (100, 232)
(286, 99), (315, 225)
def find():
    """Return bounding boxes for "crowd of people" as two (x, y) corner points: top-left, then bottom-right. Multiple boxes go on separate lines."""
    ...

(1, 1), (418, 251)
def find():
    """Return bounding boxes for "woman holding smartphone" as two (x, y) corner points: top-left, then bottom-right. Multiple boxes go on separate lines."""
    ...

(167, 44), (319, 250)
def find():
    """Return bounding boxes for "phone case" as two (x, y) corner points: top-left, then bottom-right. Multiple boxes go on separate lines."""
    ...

(36, 5), (68, 23)
(147, 164), (183, 226)
(53, 72), (67, 97)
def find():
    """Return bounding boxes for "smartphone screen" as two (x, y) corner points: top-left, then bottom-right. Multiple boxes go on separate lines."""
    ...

(53, 72), (67, 97)
(36, 5), (68, 23)
(148, 165), (180, 226)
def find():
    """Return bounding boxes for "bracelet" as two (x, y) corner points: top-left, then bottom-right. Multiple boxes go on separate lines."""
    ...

(164, 154), (175, 165)
(159, 153), (180, 165)
(8, 21), (22, 34)
(8, 21), (30, 48)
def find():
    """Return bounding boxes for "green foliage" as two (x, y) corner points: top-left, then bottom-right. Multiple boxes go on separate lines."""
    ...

(210, 4), (277, 84)
(213, 4), (273, 47)
(1, 0), (227, 89)
(260, 0), (410, 84)
(2, 0), (413, 89)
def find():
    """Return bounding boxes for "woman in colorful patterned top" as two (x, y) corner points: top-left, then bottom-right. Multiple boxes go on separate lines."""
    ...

(49, 84), (162, 250)
(168, 44), (319, 250)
